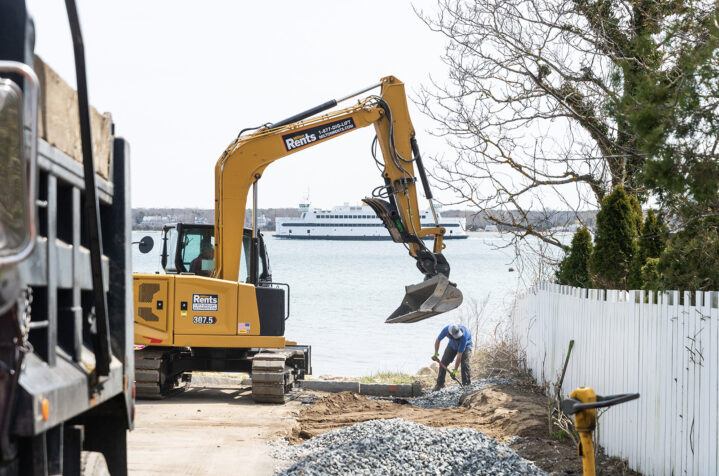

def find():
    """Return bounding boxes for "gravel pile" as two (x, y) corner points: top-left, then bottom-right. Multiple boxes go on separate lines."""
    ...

(272, 418), (545, 475)
(410, 378), (509, 408)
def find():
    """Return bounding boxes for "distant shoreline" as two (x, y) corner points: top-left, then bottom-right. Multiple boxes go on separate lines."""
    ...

(132, 230), (578, 236)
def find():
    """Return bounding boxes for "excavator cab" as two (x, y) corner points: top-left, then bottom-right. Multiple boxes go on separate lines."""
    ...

(147, 224), (272, 283)
(157, 223), (214, 274)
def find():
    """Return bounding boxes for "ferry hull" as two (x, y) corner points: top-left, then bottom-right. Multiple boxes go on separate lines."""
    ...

(275, 203), (468, 241)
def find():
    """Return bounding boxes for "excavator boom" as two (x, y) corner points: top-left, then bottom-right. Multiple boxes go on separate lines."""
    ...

(214, 76), (462, 323)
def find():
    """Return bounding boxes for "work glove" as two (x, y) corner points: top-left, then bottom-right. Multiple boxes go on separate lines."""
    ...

(451, 369), (458, 378)
(432, 352), (439, 361)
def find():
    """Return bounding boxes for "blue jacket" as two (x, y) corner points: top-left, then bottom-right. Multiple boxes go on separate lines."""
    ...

(438, 325), (473, 353)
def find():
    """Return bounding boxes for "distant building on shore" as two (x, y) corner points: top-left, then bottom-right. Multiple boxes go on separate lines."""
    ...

(141, 215), (177, 224)
(549, 223), (583, 233)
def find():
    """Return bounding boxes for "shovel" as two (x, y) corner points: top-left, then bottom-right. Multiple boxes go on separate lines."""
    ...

(385, 274), (463, 324)
(432, 355), (464, 387)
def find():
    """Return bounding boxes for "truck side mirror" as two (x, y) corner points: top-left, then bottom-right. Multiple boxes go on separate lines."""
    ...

(0, 63), (39, 267)
(138, 235), (154, 254)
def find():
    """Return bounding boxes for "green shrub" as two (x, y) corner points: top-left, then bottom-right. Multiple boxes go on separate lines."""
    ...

(589, 186), (640, 289)
(657, 216), (719, 291)
(641, 258), (660, 290)
(640, 210), (667, 260)
(627, 210), (667, 289)
(556, 227), (593, 287)
(628, 194), (643, 236)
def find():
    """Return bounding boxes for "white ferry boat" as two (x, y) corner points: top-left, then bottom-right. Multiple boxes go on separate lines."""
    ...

(275, 203), (468, 240)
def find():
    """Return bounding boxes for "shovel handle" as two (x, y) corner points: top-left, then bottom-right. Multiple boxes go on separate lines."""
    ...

(433, 356), (464, 386)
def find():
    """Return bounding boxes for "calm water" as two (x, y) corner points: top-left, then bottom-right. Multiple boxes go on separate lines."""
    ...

(132, 232), (521, 376)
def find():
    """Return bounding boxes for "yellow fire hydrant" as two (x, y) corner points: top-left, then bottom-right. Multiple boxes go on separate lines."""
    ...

(561, 388), (639, 476)
(569, 387), (598, 476)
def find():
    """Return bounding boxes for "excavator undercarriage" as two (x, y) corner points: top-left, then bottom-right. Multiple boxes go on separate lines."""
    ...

(250, 348), (310, 403)
(134, 348), (190, 399)
(134, 345), (311, 402)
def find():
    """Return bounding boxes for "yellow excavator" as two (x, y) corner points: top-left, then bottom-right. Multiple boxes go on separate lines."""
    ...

(133, 76), (463, 402)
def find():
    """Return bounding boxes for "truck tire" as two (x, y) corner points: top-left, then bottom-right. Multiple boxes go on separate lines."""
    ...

(81, 451), (111, 476)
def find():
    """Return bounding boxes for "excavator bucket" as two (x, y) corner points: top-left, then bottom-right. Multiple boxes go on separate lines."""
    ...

(386, 274), (463, 323)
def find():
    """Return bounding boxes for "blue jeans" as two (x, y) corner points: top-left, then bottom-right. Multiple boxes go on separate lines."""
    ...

(436, 344), (472, 387)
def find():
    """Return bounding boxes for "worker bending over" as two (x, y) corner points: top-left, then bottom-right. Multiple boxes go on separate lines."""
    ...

(433, 324), (472, 391)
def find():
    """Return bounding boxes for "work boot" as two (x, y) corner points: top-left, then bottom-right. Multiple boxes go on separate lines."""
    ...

(432, 384), (443, 392)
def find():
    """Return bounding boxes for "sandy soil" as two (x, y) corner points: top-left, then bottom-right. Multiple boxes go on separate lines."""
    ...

(292, 385), (545, 442)
(128, 385), (300, 476)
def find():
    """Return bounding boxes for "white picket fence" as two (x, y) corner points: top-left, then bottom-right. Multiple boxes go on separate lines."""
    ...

(512, 282), (719, 476)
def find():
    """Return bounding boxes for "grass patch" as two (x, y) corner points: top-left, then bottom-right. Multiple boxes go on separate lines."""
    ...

(356, 371), (418, 384)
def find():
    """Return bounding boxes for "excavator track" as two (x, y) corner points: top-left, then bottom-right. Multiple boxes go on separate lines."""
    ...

(134, 347), (190, 399)
(251, 349), (305, 403)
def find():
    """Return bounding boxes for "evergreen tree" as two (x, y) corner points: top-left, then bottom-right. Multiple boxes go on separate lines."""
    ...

(624, 8), (719, 290)
(641, 258), (661, 290)
(656, 216), (719, 291)
(589, 186), (640, 289)
(628, 194), (643, 236)
(630, 10), (719, 213)
(640, 210), (667, 260)
(627, 210), (667, 289)
(556, 227), (593, 288)
(627, 251), (645, 290)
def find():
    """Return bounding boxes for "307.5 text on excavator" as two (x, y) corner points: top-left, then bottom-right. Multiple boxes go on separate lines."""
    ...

(133, 76), (463, 402)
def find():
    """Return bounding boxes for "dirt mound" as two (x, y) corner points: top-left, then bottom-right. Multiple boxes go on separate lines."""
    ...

(459, 385), (547, 439)
(293, 384), (545, 443)
(292, 392), (460, 441)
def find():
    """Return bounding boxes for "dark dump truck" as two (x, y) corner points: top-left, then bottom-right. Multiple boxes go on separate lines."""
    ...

(0, 0), (133, 474)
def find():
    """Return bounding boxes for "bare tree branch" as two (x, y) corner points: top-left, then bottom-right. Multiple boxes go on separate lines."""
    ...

(413, 0), (716, 275)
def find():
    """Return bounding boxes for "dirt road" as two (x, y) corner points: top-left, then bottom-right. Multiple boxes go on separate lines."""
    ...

(128, 384), (301, 475)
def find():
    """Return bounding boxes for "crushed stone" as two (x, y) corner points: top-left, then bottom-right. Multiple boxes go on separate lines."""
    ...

(410, 377), (509, 408)
(272, 418), (546, 475)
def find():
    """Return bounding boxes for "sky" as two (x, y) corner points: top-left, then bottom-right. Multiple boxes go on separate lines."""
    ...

(27, 0), (458, 210)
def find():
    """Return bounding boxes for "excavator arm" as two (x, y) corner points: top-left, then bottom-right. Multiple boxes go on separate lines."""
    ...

(213, 76), (462, 323)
